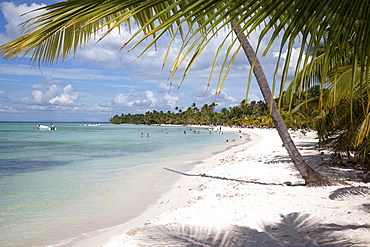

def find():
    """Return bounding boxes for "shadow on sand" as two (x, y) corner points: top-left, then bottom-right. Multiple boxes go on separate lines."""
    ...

(270, 139), (367, 183)
(163, 167), (283, 186)
(128, 212), (369, 246)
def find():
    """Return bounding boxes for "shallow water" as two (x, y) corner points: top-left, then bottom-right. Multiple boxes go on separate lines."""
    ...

(0, 123), (240, 246)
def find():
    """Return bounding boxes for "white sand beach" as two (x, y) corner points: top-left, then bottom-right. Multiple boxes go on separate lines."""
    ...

(69, 128), (370, 247)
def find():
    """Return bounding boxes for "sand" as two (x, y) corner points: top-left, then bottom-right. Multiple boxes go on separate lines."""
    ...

(68, 128), (370, 247)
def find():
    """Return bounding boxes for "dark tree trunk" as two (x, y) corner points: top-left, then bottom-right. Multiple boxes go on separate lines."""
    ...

(232, 21), (337, 186)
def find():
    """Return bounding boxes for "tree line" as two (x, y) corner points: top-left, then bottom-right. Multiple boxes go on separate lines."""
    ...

(109, 98), (312, 130)
(110, 85), (370, 172)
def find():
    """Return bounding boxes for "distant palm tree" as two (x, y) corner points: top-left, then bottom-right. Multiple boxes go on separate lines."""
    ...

(1, 0), (368, 185)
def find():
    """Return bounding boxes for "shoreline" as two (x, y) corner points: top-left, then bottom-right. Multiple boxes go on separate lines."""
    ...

(63, 127), (370, 246)
(52, 126), (248, 247)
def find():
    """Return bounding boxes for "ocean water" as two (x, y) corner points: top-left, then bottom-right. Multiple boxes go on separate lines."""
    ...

(0, 122), (240, 246)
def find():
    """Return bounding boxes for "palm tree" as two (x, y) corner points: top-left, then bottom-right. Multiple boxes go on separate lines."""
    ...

(286, 43), (370, 169)
(1, 0), (368, 185)
(231, 23), (332, 185)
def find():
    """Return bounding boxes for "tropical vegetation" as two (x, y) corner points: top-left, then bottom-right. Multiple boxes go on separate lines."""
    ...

(110, 101), (268, 126)
(284, 43), (370, 171)
(110, 100), (309, 130)
(1, 0), (369, 185)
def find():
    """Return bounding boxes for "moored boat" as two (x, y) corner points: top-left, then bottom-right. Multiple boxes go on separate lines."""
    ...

(37, 124), (56, 130)
(85, 123), (100, 126)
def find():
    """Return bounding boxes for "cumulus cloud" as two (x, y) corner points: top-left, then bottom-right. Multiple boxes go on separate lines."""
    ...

(31, 90), (42, 102)
(75, 30), (126, 69)
(112, 92), (135, 107)
(49, 85), (79, 105)
(18, 77), (79, 106)
(163, 94), (179, 109)
(112, 89), (179, 111)
(1, 2), (46, 40)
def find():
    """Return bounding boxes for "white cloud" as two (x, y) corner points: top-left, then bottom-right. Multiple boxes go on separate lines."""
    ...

(25, 104), (47, 110)
(49, 85), (79, 105)
(31, 90), (42, 102)
(1, 2), (46, 41)
(44, 85), (59, 98)
(144, 91), (157, 105)
(0, 104), (17, 112)
(88, 103), (113, 113)
(163, 94), (179, 109)
(112, 92), (135, 107)
(188, 85), (238, 110)
(18, 79), (79, 107)
(44, 75), (64, 85)
(111, 89), (180, 111)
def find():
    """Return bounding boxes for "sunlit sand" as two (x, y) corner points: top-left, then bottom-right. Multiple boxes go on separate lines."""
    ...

(68, 127), (370, 246)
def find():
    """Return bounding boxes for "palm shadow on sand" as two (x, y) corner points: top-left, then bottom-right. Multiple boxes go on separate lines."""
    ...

(129, 212), (369, 246)
(157, 167), (370, 246)
(268, 139), (367, 183)
(163, 167), (283, 186)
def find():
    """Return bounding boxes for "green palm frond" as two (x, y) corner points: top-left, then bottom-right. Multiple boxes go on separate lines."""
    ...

(357, 112), (370, 148)
(1, 0), (369, 98)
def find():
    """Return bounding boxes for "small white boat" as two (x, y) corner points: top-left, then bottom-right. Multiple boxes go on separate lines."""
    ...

(85, 123), (100, 126)
(37, 124), (56, 130)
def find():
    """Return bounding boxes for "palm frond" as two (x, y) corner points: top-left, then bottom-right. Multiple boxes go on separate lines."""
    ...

(1, 0), (369, 98)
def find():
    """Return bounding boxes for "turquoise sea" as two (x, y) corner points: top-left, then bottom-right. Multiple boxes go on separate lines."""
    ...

(0, 122), (241, 246)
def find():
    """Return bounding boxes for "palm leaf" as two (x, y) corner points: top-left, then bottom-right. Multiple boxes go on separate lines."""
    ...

(0, 0), (369, 101)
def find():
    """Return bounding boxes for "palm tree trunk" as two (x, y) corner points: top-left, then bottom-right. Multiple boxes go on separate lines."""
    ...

(232, 21), (337, 186)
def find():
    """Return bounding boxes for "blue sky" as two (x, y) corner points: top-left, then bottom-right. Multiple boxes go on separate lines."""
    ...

(0, 1), (299, 122)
